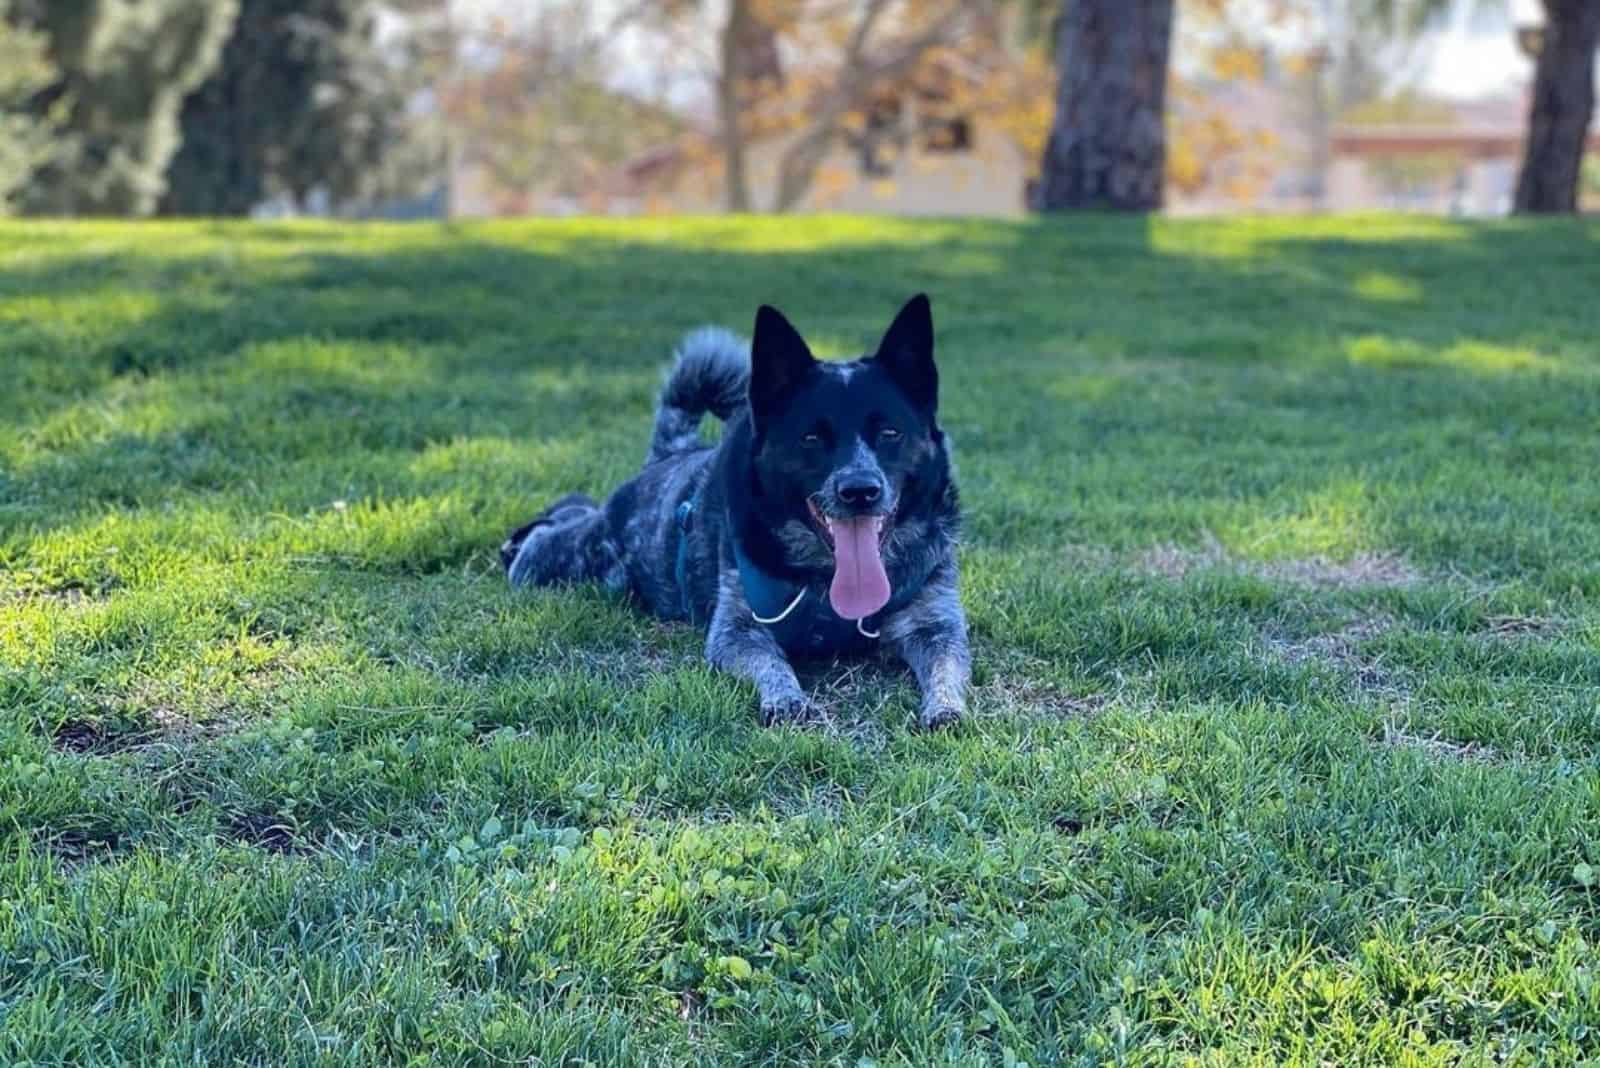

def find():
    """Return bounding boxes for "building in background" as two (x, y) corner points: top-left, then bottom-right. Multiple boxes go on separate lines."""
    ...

(1331, 94), (1520, 215)
(448, 90), (1032, 218)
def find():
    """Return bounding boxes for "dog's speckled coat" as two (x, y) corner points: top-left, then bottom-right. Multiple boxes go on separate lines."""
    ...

(503, 296), (969, 728)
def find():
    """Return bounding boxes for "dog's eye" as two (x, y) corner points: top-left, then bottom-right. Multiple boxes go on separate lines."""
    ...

(879, 427), (902, 443)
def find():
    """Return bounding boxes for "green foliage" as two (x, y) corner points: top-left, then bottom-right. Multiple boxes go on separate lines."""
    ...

(0, 0), (58, 211)
(12, 0), (238, 216)
(1320, 0), (1462, 107)
(162, 0), (426, 216)
(3, 215), (1600, 1063)
(1339, 90), (1459, 127)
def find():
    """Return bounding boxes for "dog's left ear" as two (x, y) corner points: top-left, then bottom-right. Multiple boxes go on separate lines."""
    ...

(873, 293), (937, 416)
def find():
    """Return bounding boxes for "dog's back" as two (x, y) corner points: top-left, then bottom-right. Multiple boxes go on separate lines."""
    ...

(504, 326), (753, 619)
(505, 296), (970, 728)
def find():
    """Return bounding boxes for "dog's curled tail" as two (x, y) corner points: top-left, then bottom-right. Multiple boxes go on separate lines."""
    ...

(648, 326), (749, 463)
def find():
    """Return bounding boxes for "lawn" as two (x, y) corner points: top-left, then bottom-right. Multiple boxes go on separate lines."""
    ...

(2, 214), (1600, 1066)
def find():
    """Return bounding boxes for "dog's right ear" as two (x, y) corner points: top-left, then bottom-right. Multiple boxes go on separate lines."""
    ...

(749, 305), (815, 427)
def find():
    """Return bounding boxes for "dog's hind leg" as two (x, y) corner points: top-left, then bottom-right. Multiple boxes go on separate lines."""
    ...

(503, 494), (623, 591)
(501, 494), (594, 569)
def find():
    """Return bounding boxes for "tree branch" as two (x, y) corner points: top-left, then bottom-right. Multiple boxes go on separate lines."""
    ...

(771, 0), (987, 211)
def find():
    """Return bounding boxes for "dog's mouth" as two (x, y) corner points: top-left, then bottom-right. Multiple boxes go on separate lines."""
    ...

(806, 499), (893, 546)
(807, 498), (893, 621)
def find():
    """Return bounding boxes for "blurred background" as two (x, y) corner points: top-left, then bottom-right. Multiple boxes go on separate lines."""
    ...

(1, 0), (1595, 221)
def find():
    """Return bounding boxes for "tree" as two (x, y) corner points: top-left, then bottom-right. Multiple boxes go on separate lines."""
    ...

(715, 0), (780, 211)
(1513, 0), (1600, 214)
(1036, 0), (1176, 211)
(0, 0), (58, 212)
(1301, 1), (1481, 207)
(1163, 2), (1488, 209)
(656, 0), (996, 213)
(432, 2), (681, 214)
(161, 0), (423, 216)
(1008, 0), (1271, 208)
(1205, 0), (1599, 214)
(776, 2), (989, 212)
(13, 0), (237, 215)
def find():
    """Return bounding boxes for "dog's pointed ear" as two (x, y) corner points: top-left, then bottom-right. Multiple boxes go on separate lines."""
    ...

(749, 304), (815, 426)
(873, 293), (937, 415)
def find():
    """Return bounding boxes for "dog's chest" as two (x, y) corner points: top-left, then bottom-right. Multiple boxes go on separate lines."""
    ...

(676, 498), (924, 657)
(762, 593), (880, 658)
(735, 543), (926, 658)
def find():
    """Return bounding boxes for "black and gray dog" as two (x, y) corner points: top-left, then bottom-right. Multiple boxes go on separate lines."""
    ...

(500, 295), (969, 729)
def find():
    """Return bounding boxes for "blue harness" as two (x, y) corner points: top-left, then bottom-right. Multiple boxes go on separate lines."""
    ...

(676, 498), (906, 655)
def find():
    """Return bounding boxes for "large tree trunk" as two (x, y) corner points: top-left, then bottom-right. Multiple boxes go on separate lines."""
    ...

(1513, 0), (1600, 215)
(1036, 0), (1175, 212)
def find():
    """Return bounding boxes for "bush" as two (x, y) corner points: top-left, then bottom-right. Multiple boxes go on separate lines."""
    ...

(0, 1), (57, 211)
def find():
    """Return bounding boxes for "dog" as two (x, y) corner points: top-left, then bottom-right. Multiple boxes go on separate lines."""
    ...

(501, 295), (969, 729)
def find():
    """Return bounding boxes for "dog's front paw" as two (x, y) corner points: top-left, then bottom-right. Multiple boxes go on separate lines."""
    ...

(917, 699), (963, 731)
(760, 693), (822, 727)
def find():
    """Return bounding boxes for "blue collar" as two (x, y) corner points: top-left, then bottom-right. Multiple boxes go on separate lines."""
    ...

(732, 541), (809, 624)
(678, 498), (902, 644)
(680, 498), (809, 624)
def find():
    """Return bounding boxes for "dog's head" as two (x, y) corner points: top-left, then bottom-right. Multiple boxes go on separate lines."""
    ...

(746, 294), (946, 620)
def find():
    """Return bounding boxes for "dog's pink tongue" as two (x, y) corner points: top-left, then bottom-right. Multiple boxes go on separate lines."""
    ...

(828, 517), (891, 620)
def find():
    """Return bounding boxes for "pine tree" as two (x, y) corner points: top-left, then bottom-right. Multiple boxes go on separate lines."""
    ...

(162, 0), (422, 216)
(14, 0), (238, 215)
(0, 0), (58, 211)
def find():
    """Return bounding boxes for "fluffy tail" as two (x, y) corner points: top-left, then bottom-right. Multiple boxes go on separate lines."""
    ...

(648, 326), (749, 463)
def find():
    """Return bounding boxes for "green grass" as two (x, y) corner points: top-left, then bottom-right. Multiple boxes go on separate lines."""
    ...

(2, 214), (1600, 1066)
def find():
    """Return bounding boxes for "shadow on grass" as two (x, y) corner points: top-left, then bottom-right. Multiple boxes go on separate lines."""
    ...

(7, 216), (1600, 1066)
(6, 215), (1600, 789)
(6, 213), (1599, 385)
(6, 214), (1598, 504)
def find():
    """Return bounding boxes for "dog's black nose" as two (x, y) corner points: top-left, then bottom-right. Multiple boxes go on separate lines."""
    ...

(837, 478), (884, 508)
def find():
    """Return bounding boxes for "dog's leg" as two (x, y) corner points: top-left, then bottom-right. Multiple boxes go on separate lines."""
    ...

(706, 569), (816, 725)
(504, 495), (622, 591)
(882, 566), (970, 730)
(501, 493), (597, 572)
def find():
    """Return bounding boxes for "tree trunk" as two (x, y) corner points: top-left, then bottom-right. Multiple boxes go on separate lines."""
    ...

(1513, 0), (1600, 215)
(1036, 0), (1175, 212)
(718, 0), (752, 213)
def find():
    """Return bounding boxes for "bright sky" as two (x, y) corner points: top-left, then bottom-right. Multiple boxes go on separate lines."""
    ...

(1424, 32), (1524, 98)
(1418, 0), (1533, 99)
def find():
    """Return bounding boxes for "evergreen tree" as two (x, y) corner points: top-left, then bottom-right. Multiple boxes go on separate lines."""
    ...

(14, 0), (237, 215)
(0, 0), (58, 211)
(162, 0), (422, 216)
